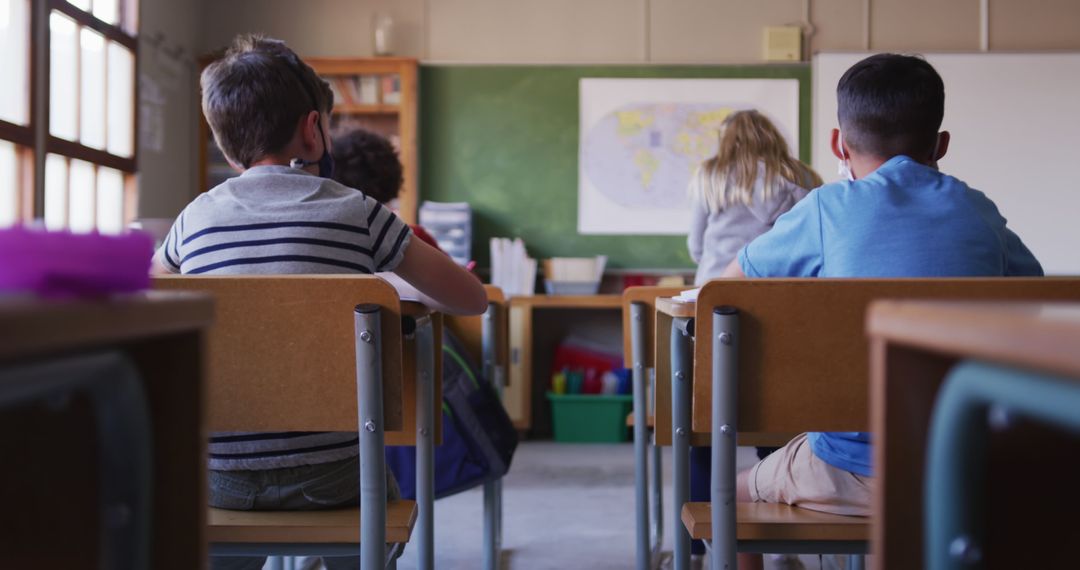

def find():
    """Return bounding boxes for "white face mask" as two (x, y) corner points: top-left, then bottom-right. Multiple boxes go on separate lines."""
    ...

(837, 131), (855, 182)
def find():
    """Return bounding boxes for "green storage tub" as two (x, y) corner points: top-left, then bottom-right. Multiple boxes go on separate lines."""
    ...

(547, 392), (633, 443)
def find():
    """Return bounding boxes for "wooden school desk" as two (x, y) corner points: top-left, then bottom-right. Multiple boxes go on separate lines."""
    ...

(0, 292), (213, 570)
(867, 300), (1080, 570)
(649, 279), (1080, 570)
(504, 294), (622, 431)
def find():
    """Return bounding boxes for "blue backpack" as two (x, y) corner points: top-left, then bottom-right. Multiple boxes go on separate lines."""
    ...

(386, 328), (518, 499)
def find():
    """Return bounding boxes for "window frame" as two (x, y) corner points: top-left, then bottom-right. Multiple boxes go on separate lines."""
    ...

(0, 0), (139, 229)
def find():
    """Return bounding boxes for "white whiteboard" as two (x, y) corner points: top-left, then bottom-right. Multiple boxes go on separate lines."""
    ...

(813, 53), (1080, 275)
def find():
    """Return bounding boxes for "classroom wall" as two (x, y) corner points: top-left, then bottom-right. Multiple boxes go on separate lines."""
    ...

(198, 0), (1080, 61)
(139, 0), (1080, 220)
(136, 0), (204, 219)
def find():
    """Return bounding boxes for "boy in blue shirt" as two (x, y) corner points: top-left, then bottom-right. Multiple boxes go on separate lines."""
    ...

(721, 53), (1042, 569)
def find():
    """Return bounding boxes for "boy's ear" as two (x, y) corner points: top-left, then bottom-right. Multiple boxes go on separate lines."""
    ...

(301, 110), (321, 151)
(830, 128), (847, 160)
(934, 131), (950, 162)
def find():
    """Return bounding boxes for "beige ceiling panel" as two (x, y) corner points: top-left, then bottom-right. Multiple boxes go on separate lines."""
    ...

(201, 0), (425, 57)
(990, 0), (1080, 50)
(427, 0), (645, 63)
(650, 0), (804, 63)
(871, 0), (981, 52)
(810, 0), (866, 53)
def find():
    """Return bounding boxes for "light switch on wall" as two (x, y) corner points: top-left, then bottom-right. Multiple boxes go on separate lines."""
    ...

(763, 26), (802, 62)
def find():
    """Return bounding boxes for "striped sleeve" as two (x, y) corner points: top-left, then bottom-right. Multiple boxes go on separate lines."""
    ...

(154, 214), (183, 273)
(365, 198), (412, 272)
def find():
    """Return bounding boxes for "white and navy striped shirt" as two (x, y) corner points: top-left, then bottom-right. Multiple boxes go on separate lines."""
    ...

(156, 165), (412, 470)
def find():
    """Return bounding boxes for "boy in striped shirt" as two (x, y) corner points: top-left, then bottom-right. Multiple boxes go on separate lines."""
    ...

(153, 35), (486, 570)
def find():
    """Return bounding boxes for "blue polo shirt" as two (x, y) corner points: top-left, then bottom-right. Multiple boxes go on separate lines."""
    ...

(737, 155), (1043, 476)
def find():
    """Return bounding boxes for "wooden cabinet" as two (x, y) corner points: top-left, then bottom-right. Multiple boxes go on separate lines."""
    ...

(198, 57), (420, 223)
(0, 293), (213, 569)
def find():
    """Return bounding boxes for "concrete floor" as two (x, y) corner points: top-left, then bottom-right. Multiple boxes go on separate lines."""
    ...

(391, 442), (850, 570)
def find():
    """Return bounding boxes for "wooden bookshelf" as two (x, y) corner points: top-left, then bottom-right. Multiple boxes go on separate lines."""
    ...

(197, 57), (420, 224)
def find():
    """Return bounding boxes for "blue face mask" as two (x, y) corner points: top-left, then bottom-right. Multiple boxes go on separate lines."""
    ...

(290, 117), (335, 178)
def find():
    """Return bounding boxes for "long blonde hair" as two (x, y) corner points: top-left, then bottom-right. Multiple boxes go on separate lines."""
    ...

(690, 110), (823, 213)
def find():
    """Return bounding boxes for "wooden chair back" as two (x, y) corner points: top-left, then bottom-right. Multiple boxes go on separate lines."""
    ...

(655, 278), (1080, 444)
(154, 275), (412, 434)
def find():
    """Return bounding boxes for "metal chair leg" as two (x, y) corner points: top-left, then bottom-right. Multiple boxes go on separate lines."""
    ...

(711, 307), (739, 570)
(650, 368), (665, 568)
(482, 302), (504, 570)
(630, 302), (650, 570)
(354, 305), (387, 570)
(414, 317), (436, 570)
(671, 317), (694, 570)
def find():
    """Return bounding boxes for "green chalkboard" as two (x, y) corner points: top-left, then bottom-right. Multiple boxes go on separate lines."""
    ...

(419, 64), (812, 270)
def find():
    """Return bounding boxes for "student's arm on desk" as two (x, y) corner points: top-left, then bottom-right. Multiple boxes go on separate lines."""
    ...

(379, 272), (468, 316)
(393, 238), (487, 316)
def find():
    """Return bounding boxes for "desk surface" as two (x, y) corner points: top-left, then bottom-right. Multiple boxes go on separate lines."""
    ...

(655, 297), (695, 318)
(867, 300), (1080, 378)
(0, 292), (214, 362)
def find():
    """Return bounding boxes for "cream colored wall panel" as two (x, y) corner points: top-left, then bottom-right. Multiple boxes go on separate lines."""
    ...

(650, 0), (803, 63)
(990, 0), (1080, 50)
(138, 0), (204, 218)
(871, 0), (980, 51)
(427, 0), (644, 63)
(810, 0), (866, 53)
(201, 0), (424, 57)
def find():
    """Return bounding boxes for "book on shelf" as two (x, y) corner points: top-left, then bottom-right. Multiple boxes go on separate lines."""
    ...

(327, 78), (349, 106)
(382, 75), (401, 105)
(358, 76), (379, 104)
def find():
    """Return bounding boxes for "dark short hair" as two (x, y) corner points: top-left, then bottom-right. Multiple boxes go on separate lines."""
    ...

(331, 129), (403, 204)
(837, 53), (945, 159)
(201, 35), (333, 168)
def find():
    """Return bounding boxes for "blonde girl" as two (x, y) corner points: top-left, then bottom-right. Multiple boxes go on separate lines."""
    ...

(687, 110), (823, 285)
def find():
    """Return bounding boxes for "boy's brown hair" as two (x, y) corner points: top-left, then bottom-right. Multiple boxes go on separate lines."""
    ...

(331, 129), (404, 203)
(201, 35), (333, 168)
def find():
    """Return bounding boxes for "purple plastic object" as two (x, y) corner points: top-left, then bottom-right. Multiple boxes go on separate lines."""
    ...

(0, 226), (154, 298)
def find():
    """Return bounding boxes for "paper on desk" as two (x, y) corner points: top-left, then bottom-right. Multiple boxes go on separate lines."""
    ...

(671, 287), (700, 303)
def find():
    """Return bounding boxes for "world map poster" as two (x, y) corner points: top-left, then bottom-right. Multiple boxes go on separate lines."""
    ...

(578, 78), (800, 235)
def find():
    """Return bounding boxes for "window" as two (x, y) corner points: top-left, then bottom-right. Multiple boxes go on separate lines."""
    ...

(0, 0), (137, 233)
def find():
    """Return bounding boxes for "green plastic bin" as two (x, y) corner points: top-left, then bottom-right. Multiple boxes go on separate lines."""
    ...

(547, 392), (633, 443)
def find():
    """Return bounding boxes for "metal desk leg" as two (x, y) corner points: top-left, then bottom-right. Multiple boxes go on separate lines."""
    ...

(415, 318), (437, 570)
(671, 317), (694, 570)
(631, 302), (650, 570)
(651, 368), (664, 567)
(354, 305), (387, 570)
(482, 303), (503, 570)
(711, 307), (739, 570)
(926, 360), (1080, 570)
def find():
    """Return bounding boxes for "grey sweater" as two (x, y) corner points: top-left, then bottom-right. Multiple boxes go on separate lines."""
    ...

(687, 173), (811, 286)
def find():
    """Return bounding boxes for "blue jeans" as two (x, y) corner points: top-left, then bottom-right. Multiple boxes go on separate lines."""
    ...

(208, 455), (401, 570)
